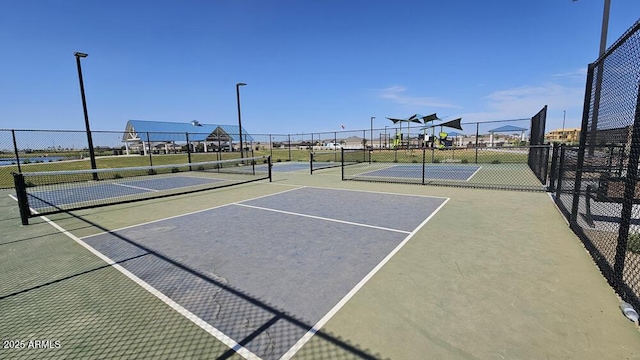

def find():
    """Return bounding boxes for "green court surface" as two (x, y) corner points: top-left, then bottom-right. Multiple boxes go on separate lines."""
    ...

(1, 166), (639, 359)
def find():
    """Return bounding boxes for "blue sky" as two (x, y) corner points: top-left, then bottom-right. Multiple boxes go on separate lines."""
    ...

(1, 0), (639, 135)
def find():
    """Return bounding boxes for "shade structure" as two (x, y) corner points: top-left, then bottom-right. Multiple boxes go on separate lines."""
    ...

(387, 113), (441, 149)
(387, 116), (423, 148)
(488, 125), (528, 146)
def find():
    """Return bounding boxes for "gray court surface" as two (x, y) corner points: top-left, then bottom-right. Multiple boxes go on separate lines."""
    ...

(360, 164), (480, 180)
(26, 176), (224, 211)
(80, 187), (447, 359)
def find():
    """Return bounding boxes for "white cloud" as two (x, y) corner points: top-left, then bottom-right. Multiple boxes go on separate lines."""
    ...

(552, 67), (588, 79)
(457, 83), (584, 123)
(377, 86), (459, 108)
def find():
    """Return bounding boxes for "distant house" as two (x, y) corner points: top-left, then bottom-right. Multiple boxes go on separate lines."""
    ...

(545, 128), (581, 143)
(122, 120), (254, 155)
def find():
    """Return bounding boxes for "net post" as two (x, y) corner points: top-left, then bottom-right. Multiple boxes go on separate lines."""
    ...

(309, 152), (313, 174)
(11, 130), (22, 173)
(251, 155), (255, 175)
(288, 134), (291, 161)
(12, 172), (30, 225)
(147, 132), (153, 166)
(268, 156), (272, 182)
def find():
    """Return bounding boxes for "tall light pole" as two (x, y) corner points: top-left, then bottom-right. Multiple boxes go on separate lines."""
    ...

(563, 110), (567, 143)
(572, 0), (610, 55)
(384, 125), (388, 148)
(74, 52), (98, 181)
(370, 117), (375, 149)
(574, 0), (611, 153)
(236, 82), (247, 159)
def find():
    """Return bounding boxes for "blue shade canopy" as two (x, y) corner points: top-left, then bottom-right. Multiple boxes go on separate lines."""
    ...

(488, 125), (527, 133)
(446, 131), (464, 137)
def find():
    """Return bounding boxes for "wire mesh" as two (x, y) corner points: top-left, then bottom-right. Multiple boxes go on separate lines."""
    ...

(342, 146), (549, 191)
(14, 156), (271, 222)
(554, 19), (640, 310)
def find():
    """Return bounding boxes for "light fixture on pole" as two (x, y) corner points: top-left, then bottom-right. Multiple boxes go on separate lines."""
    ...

(236, 82), (247, 158)
(74, 52), (98, 181)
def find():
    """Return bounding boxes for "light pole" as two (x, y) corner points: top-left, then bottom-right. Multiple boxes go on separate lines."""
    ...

(236, 82), (247, 158)
(562, 110), (566, 142)
(384, 126), (388, 148)
(370, 117), (375, 149)
(74, 52), (98, 181)
(574, 0), (611, 153)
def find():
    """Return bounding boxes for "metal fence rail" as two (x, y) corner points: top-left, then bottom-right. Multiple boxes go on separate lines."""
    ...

(552, 18), (640, 310)
(342, 146), (550, 191)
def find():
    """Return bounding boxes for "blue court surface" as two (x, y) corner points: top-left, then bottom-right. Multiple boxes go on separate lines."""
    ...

(360, 164), (481, 181)
(79, 187), (448, 359)
(26, 175), (224, 211)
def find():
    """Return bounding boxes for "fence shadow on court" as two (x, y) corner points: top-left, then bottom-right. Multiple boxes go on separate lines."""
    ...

(0, 209), (386, 360)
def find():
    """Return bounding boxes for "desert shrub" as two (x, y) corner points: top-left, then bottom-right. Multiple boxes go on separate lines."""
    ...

(628, 233), (640, 254)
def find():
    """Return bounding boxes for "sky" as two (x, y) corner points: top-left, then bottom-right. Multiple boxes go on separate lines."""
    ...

(1, 0), (639, 136)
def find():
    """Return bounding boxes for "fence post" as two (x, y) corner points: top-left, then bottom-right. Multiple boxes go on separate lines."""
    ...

(613, 85), (640, 295)
(422, 147), (426, 185)
(288, 134), (291, 161)
(11, 130), (21, 173)
(12, 173), (30, 225)
(555, 145), (566, 200)
(548, 143), (560, 192)
(570, 63), (596, 223)
(341, 148), (345, 180)
(475, 123), (479, 164)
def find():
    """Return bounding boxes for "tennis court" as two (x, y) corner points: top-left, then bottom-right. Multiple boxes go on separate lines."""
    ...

(2, 168), (640, 359)
(77, 187), (447, 359)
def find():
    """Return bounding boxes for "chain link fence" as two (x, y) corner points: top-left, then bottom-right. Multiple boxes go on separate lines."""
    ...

(552, 18), (640, 310)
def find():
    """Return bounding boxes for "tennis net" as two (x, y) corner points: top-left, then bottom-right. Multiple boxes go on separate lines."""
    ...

(13, 156), (272, 224)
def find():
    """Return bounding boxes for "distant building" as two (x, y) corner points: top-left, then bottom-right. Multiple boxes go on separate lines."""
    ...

(122, 120), (254, 155)
(545, 128), (581, 143)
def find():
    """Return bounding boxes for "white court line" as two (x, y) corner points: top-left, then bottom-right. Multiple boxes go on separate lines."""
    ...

(466, 166), (482, 181)
(82, 186), (306, 239)
(279, 197), (451, 360)
(234, 203), (410, 234)
(547, 192), (570, 226)
(7, 194), (262, 360)
(112, 182), (160, 192)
